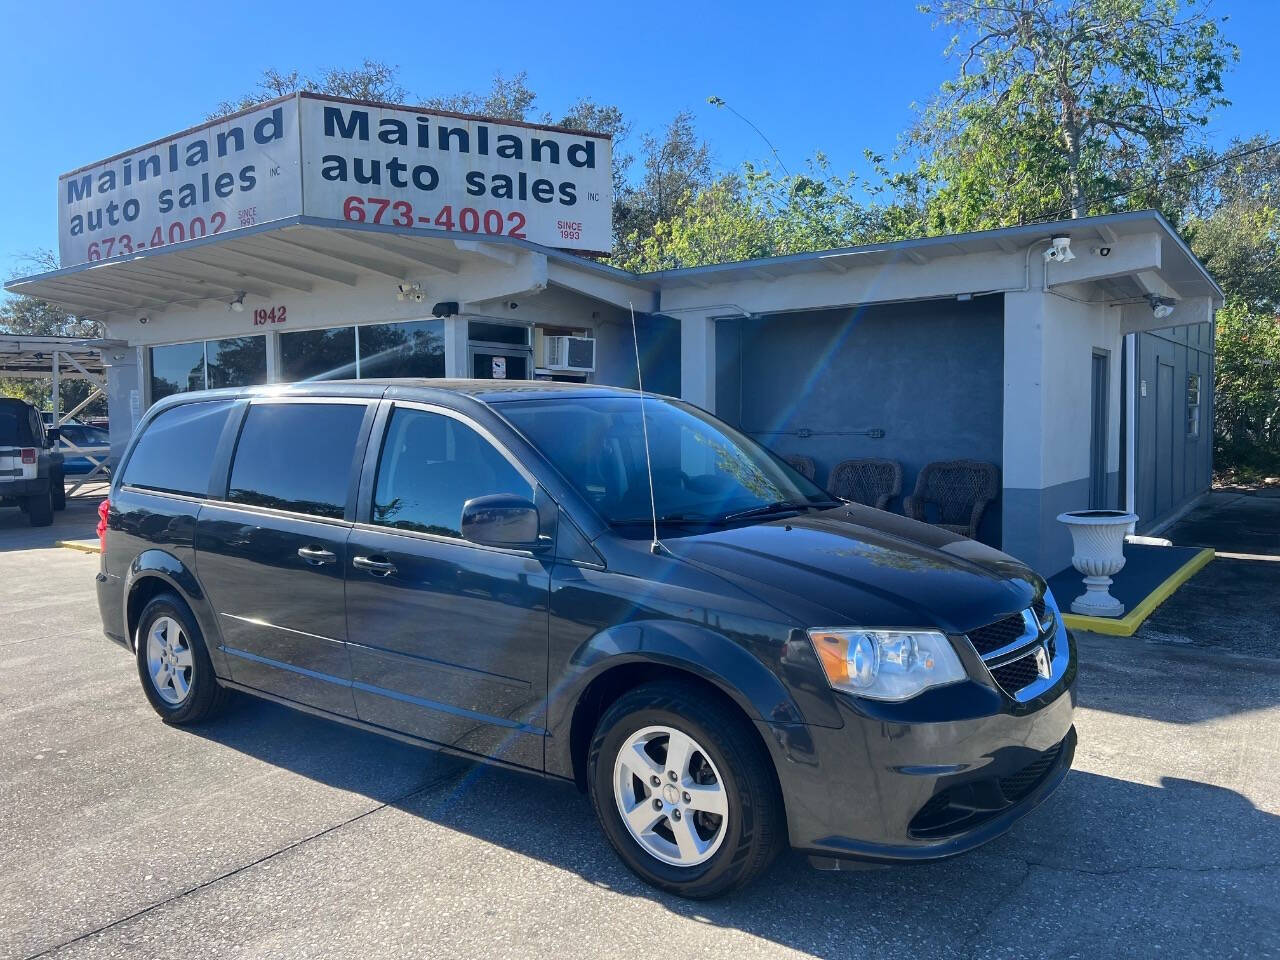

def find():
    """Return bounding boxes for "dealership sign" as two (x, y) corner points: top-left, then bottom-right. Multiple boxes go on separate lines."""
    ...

(57, 93), (614, 267)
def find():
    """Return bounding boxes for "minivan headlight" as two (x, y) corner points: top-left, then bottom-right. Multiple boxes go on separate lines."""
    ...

(807, 628), (967, 702)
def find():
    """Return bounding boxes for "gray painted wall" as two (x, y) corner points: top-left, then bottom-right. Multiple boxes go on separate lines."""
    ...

(1135, 323), (1214, 530)
(593, 312), (681, 398)
(716, 296), (1006, 546)
(1004, 471), (1118, 576)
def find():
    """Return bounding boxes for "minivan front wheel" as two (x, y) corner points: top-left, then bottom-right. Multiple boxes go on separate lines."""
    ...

(136, 593), (227, 724)
(588, 681), (783, 898)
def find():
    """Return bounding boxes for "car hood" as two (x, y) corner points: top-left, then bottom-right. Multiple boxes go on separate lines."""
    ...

(660, 504), (1042, 634)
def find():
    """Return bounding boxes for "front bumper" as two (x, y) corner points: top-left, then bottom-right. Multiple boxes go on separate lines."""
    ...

(760, 627), (1078, 862)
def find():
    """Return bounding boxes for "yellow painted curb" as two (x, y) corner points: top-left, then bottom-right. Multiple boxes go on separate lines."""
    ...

(1061, 547), (1215, 636)
(56, 540), (101, 555)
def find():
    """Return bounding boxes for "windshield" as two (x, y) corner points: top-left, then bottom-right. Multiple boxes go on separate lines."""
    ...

(496, 395), (834, 528)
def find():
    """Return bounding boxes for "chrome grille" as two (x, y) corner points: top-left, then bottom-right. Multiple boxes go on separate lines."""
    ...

(966, 598), (1057, 698)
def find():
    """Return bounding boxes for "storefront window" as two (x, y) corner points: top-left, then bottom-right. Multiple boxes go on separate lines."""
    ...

(150, 336), (268, 403)
(280, 327), (357, 381)
(207, 335), (268, 390)
(358, 319), (445, 379)
(150, 342), (206, 402)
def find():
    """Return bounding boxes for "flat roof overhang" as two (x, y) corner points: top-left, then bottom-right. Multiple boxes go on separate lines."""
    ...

(649, 210), (1224, 309)
(4, 217), (658, 319)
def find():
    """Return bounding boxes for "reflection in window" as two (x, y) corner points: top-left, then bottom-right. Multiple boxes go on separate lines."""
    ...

(150, 336), (267, 401)
(358, 319), (445, 379)
(372, 408), (532, 538)
(280, 327), (357, 382)
(1187, 373), (1202, 439)
(122, 400), (234, 496)
(228, 402), (367, 518)
(207, 336), (268, 390)
(150, 342), (205, 402)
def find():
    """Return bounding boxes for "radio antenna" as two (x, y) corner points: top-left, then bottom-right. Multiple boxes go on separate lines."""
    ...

(629, 302), (662, 555)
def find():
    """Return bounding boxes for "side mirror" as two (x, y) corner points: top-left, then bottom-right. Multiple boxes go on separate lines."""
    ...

(460, 494), (544, 550)
(45, 427), (60, 446)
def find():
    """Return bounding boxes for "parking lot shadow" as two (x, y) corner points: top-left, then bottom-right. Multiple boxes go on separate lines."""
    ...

(0, 487), (103, 552)
(188, 695), (1280, 957)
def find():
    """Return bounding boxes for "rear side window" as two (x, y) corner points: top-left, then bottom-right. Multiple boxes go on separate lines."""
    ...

(228, 403), (367, 519)
(122, 400), (234, 496)
(372, 407), (532, 538)
(0, 407), (21, 446)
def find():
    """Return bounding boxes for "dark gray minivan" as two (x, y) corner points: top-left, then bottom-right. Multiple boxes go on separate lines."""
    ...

(97, 380), (1076, 898)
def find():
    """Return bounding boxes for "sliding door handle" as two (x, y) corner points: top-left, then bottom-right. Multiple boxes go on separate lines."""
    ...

(297, 545), (337, 565)
(352, 555), (397, 577)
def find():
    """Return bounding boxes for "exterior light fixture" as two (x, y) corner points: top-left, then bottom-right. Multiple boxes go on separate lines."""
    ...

(228, 292), (247, 313)
(1043, 236), (1075, 263)
(1146, 294), (1176, 320)
(397, 282), (424, 303)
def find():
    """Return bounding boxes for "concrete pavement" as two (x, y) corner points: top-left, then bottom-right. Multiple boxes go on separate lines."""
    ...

(1, 493), (1277, 959)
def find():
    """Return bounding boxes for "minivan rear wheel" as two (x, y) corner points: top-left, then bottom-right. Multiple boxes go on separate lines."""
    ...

(588, 680), (783, 898)
(136, 593), (228, 724)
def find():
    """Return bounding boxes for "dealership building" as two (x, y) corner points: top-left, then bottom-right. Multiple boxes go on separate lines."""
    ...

(6, 93), (1222, 576)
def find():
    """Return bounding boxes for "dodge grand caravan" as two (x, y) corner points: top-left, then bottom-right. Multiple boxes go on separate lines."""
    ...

(97, 380), (1076, 898)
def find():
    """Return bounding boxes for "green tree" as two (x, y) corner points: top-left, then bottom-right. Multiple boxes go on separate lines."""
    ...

(1183, 138), (1280, 473)
(612, 111), (714, 267)
(209, 59), (407, 118)
(421, 71), (537, 120)
(904, 0), (1237, 231)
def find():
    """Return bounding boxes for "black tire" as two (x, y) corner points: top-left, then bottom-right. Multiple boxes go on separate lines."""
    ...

(588, 680), (784, 898)
(26, 490), (52, 527)
(50, 469), (66, 511)
(135, 592), (228, 725)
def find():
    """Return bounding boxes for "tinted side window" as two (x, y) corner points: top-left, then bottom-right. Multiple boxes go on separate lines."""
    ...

(228, 403), (366, 519)
(372, 408), (532, 538)
(122, 401), (234, 496)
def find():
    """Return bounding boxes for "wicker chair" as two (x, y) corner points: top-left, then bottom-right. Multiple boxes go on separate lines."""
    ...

(903, 460), (1000, 538)
(782, 454), (817, 482)
(829, 458), (902, 511)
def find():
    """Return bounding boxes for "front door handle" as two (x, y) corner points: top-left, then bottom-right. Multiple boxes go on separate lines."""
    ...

(352, 555), (397, 577)
(297, 545), (337, 565)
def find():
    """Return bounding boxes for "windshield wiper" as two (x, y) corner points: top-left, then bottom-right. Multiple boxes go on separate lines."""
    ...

(719, 499), (840, 522)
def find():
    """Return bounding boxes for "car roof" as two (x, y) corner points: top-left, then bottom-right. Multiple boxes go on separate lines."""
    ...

(150, 378), (655, 409)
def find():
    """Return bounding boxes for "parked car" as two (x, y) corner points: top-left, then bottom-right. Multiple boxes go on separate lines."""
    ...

(57, 422), (111, 475)
(1, 397), (65, 525)
(96, 381), (1076, 898)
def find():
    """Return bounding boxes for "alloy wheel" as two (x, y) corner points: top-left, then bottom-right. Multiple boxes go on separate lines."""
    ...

(146, 616), (193, 705)
(612, 724), (729, 867)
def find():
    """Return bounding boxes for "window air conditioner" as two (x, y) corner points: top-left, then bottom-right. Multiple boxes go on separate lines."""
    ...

(543, 335), (596, 373)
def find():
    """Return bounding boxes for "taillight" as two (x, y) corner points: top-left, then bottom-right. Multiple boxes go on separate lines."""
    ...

(20, 448), (36, 464)
(97, 499), (110, 552)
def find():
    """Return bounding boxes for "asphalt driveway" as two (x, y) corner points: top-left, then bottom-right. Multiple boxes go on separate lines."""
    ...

(1, 492), (1277, 959)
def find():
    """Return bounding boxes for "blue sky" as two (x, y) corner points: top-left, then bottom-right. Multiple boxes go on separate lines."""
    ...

(2, 0), (1276, 281)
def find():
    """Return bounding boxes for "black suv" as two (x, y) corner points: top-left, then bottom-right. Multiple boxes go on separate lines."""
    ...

(97, 381), (1076, 898)
(1, 397), (65, 526)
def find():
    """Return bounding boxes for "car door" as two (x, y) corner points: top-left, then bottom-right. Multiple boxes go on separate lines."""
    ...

(345, 401), (551, 770)
(196, 398), (376, 718)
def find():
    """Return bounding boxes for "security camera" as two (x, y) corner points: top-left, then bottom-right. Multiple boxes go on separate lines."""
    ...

(1043, 236), (1075, 263)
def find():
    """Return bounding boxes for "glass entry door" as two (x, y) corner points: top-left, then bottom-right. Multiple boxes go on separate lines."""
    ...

(470, 350), (529, 380)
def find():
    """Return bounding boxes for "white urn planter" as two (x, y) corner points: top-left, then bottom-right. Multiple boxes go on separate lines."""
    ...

(1057, 510), (1139, 617)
